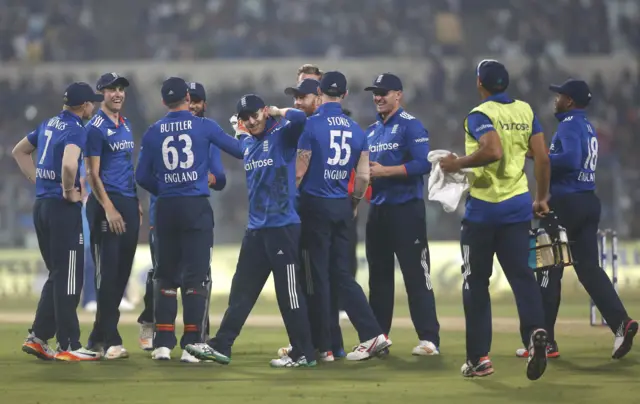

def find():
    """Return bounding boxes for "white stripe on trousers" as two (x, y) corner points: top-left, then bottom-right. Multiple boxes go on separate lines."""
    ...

(420, 247), (433, 291)
(286, 264), (300, 310)
(67, 250), (76, 295)
(540, 270), (549, 288)
(94, 244), (101, 290)
(462, 245), (471, 290)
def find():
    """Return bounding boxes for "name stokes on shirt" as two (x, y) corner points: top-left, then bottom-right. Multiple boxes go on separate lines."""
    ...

(324, 116), (352, 181)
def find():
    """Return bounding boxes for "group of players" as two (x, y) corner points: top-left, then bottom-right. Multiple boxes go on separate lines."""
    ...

(13, 59), (637, 380)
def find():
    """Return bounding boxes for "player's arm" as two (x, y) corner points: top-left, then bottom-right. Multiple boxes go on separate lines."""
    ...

(203, 118), (244, 159)
(446, 113), (503, 171)
(270, 107), (306, 147)
(12, 130), (38, 184)
(370, 122), (431, 178)
(548, 123), (581, 170)
(135, 130), (158, 196)
(295, 128), (312, 188)
(352, 151), (370, 209)
(208, 145), (227, 191)
(61, 127), (85, 203)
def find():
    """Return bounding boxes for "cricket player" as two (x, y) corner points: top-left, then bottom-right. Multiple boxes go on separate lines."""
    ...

(295, 71), (392, 360)
(439, 59), (549, 379)
(135, 77), (242, 362)
(515, 79), (637, 359)
(84, 72), (140, 359)
(15, 82), (103, 361)
(137, 82), (224, 354)
(186, 95), (317, 368)
(364, 73), (441, 356)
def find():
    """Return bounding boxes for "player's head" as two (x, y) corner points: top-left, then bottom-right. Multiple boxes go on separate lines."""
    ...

(476, 59), (509, 98)
(96, 72), (129, 114)
(297, 64), (323, 82)
(188, 82), (207, 117)
(319, 71), (348, 103)
(365, 73), (403, 116)
(284, 79), (320, 116)
(236, 94), (268, 136)
(63, 82), (104, 120)
(161, 77), (191, 110)
(549, 79), (592, 114)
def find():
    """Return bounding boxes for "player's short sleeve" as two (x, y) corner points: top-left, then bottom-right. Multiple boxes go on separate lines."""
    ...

(466, 112), (495, 140)
(84, 125), (103, 156)
(26, 128), (38, 146)
(66, 126), (86, 149)
(531, 113), (544, 136)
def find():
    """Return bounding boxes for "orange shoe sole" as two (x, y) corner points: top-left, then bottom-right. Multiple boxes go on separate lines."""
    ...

(22, 343), (54, 360)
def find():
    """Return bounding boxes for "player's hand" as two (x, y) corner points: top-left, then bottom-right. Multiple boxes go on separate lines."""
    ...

(62, 188), (82, 203)
(229, 114), (239, 132)
(369, 161), (388, 178)
(267, 106), (283, 117)
(105, 205), (126, 235)
(439, 153), (460, 173)
(208, 173), (216, 188)
(533, 199), (550, 218)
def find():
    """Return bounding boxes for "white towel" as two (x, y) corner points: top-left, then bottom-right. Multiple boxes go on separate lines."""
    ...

(427, 150), (473, 213)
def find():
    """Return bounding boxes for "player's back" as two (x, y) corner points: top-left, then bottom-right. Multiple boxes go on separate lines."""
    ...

(147, 110), (213, 198)
(32, 111), (85, 200)
(299, 102), (366, 199)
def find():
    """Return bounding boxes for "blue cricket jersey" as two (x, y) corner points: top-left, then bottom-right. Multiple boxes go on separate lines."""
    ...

(85, 110), (136, 197)
(298, 102), (367, 198)
(549, 109), (597, 197)
(27, 110), (86, 200)
(148, 144), (227, 227)
(135, 110), (242, 197)
(241, 109), (306, 229)
(463, 92), (544, 223)
(366, 108), (431, 205)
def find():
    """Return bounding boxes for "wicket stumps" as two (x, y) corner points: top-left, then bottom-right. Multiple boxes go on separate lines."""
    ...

(590, 229), (619, 326)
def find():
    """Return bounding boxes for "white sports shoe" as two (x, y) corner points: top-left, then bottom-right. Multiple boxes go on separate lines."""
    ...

(152, 347), (171, 360)
(319, 351), (335, 362)
(119, 298), (135, 312)
(346, 334), (392, 361)
(277, 344), (292, 358)
(104, 345), (129, 359)
(55, 347), (101, 361)
(269, 355), (316, 368)
(139, 322), (154, 351)
(181, 350), (200, 363)
(412, 340), (439, 356)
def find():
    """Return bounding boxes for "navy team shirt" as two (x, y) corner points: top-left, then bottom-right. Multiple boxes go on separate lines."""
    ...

(464, 92), (543, 223)
(298, 102), (366, 198)
(148, 144), (227, 228)
(85, 110), (136, 197)
(549, 109), (597, 197)
(241, 109), (306, 229)
(135, 110), (242, 198)
(366, 108), (431, 205)
(27, 110), (86, 200)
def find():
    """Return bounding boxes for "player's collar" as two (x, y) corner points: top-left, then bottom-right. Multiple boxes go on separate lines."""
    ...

(482, 92), (513, 104)
(554, 109), (586, 122)
(377, 107), (404, 125)
(98, 109), (126, 128)
(61, 110), (83, 125)
(316, 102), (342, 114)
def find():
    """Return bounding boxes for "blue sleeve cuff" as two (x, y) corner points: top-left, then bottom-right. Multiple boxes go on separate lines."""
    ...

(467, 112), (495, 140)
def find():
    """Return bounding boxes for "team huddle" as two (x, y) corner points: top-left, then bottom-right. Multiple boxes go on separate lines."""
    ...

(12, 60), (638, 380)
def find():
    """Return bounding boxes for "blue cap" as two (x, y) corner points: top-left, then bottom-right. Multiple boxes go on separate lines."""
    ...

(364, 73), (403, 92)
(188, 82), (206, 101)
(96, 72), (130, 91)
(319, 71), (347, 96)
(236, 94), (266, 116)
(476, 59), (509, 93)
(161, 77), (189, 104)
(549, 79), (592, 107)
(284, 79), (319, 96)
(64, 82), (104, 107)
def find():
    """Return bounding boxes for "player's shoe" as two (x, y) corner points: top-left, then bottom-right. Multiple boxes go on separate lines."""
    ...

(346, 334), (392, 361)
(319, 351), (335, 362)
(55, 347), (101, 361)
(516, 340), (560, 358)
(139, 322), (154, 351)
(612, 319), (638, 359)
(270, 355), (317, 368)
(22, 333), (56, 360)
(526, 328), (548, 381)
(185, 343), (231, 365)
(277, 344), (292, 358)
(461, 356), (494, 377)
(104, 345), (129, 359)
(181, 350), (201, 363)
(151, 347), (171, 360)
(412, 340), (440, 356)
(333, 348), (346, 359)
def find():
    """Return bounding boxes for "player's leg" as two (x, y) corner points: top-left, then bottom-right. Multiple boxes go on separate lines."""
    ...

(81, 203), (96, 310)
(391, 200), (440, 353)
(23, 200), (57, 360)
(531, 268), (563, 357)
(152, 199), (181, 357)
(495, 221), (548, 381)
(187, 230), (270, 363)
(137, 226), (157, 351)
(459, 220), (496, 377)
(365, 204), (395, 335)
(267, 224), (316, 367)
